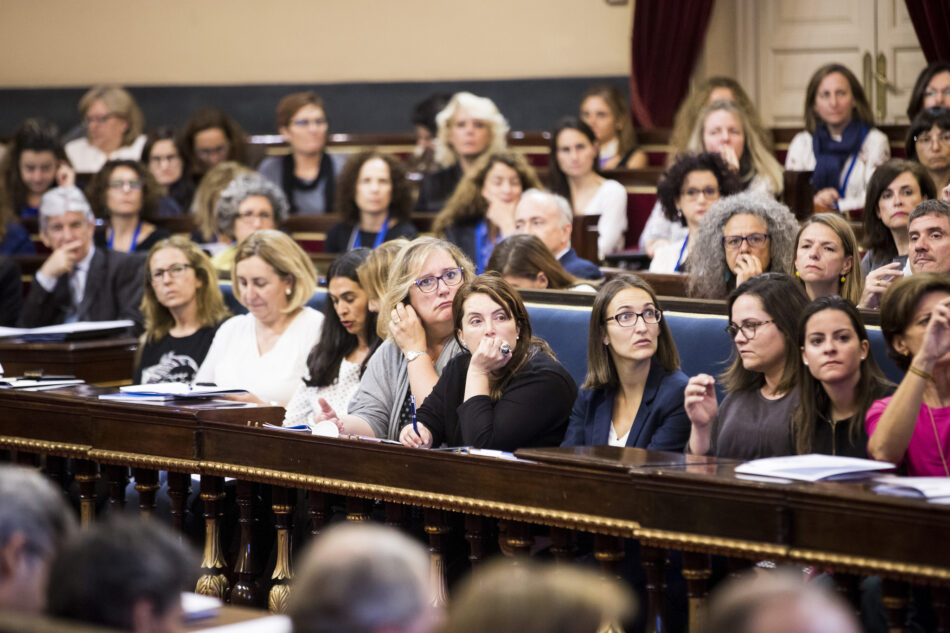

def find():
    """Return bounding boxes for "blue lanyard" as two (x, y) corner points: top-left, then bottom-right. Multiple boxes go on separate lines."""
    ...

(107, 220), (141, 252)
(474, 220), (489, 274)
(836, 126), (868, 203)
(674, 236), (689, 273)
(351, 214), (389, 250)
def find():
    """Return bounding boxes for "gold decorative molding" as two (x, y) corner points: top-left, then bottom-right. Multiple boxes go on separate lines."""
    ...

(196, 574), (229, 600)
(0, 435), (88, 457)
(635, 528), (789, 558)
(87, 449), (199, 473)
(787, 549), (950, 583)
(197, 460), (642, 536)
(268, 584), (290, 614)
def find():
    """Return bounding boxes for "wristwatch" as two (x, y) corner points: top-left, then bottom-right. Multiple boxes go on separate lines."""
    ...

(405, 350), (427, 363)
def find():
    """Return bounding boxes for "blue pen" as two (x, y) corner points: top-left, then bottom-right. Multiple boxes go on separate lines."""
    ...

(410, 394), (418, 434)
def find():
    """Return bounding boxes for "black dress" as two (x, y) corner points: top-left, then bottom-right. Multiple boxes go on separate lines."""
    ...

(415, 349), (577, 450)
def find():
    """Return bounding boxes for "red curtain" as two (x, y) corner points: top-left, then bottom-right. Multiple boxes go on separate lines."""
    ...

(629, 0), (716, 129)
(905, 0), (950, 62)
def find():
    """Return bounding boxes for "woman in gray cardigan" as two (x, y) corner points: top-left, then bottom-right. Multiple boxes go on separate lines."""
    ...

(312, 237), (475, 440)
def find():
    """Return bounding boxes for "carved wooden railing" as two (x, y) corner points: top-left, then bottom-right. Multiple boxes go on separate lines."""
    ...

(1, 386), (948, 632)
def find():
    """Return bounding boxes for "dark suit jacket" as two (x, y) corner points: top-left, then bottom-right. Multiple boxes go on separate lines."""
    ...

(18, 247), (145, 331)
(561, 360), (690, 451)
(0, 256), (23, 327)
(414, 164), (463, 213)
(559, 248), (603, 280)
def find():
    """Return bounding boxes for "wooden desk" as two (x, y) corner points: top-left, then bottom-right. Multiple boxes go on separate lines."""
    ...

(0, 337), (138, 385)
(1, 388), (947, 629)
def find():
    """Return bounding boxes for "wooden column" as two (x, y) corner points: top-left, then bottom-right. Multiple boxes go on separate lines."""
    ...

(881, 579), (909, 632)
(682, 551), (712, 633)
(104, 465), (129, 512)
(424, 508), (450, 607)
(196, 476), (229, 599)
(465, 515), (491, 567)
(593, 534), (625, 578)
(640, 545), (668, 633)
(307, 491), (330, 536)
(229, 480), (262, 607)
(500, 520), (533, 558)
(268, 486), (295, 613)
(345, 497), (371, 522)
(132, 468), (159, 517)
(385, 503), (406, 531)
(549, 527), (574, 564)
(933, 586), (950, 633)
(166, 472), (191, 534)
(73, 459), (99, 527)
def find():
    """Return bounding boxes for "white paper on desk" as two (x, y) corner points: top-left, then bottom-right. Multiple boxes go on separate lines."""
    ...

(734, 454), (894, 482)
(0, 319), (134, 338)
(0, 378), (85, 389)
(872, 476), (950, 500)
(181, 591), (222, 620)
(189, 614), (291, 633)
(116, 383), (248, 398)
(261, 420), (339, 437)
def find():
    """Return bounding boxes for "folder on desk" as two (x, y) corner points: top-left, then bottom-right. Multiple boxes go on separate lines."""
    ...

(0, 320), (136, 342)
(735, 454), (894, 482)
(99, 383), (248, 401)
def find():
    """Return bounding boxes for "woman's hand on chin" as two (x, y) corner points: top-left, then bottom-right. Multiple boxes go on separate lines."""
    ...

(469, 336), (513, 375)
(399, 423), (433, 448)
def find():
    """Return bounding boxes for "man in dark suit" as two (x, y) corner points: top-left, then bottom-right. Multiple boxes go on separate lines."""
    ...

(513, 189), (603, 280)
(18, 186), (143, 330)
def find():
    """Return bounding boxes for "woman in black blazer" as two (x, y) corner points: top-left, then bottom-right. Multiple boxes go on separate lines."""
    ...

(562, 274), (690, 450)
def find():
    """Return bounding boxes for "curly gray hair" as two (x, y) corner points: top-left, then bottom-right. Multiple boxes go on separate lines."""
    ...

(215, 172), (290, 239)
(688, 191), (800, 299)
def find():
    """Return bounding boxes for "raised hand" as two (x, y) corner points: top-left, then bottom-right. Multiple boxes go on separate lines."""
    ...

(857, 262), (903, 309)
(733, 253), (764, 286)
(813, 187), (840, 211)
(469, 335), (513, 376)
(38, 239), (84, 279)
(313, 397), (343, 433)
(684, 374), (718, 428)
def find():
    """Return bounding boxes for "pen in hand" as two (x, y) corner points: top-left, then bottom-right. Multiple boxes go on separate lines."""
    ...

(410, 394), (418, 435)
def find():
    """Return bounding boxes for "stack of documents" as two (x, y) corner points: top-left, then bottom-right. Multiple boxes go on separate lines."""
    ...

(99, 383), (248, 402)
(0, 320), (135, 342)
(734, 454), (895, 482)
(872, 476), (950, 501)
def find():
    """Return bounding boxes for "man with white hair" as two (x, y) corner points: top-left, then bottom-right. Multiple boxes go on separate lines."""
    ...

(287, 523), (440, 633)
(0, 464), (75, 614)
(18, 185), (143, 329)
(514, 189), (603, 280)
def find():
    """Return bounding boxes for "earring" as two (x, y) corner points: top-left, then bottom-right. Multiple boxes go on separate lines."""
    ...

(286, 288), (292, 296)
(795, 270), (800, 278)
(803, 360), (809, 366)
(840, 274), (847, 284)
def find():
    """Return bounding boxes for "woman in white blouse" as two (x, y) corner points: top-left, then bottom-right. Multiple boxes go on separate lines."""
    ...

(283, 248), (381, 427)
(785, 63), (890, 213)
(548, 117), (628, 259)
(195, 230), (323, 405)
(64, 85), (147, 173)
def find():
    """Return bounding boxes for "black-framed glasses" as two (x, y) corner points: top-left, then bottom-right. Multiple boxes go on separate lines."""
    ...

(413, 267), (463, 293)
(605, 308), (662, 327)
(236, 210), (274, 222)
(681, 186), (719, 201)
(109, 179), (143, 191)
(722, 233), (770, 250)
(725, 320), (774, 340)
(150, 263), (193, 282)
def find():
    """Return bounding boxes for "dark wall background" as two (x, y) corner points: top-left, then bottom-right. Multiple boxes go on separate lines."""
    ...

(0, 76), (630, 139)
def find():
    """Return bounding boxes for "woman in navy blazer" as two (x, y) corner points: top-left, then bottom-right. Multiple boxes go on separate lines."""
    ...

(562, 274), (690, 450)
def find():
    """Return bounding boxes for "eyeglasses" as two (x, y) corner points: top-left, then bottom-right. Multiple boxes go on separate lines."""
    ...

(196, 144), (230, 160)
(149, 263), (193, 282)
(605, 308), (662, 327)
(84, 113), (116, 126)
(725, 320), (774, 340)
(722, 233), (770, 250)
(109, 179), (143, 191)
(291, 117), (328, 128)
(681, 186), (719, 201)
(236, 210), (274, 222)
(413, 267), (463, 293)
(924, 88), (950, 100)
(149, 153), (181, 165)
(914, 131), (950, 146)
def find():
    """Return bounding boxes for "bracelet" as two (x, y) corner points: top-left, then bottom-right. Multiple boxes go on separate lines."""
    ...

(909, 365), (934, 382)
(405, 350), (427, 363)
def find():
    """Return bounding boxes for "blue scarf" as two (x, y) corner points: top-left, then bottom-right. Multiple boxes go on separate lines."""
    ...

(811, 120), (868, 193)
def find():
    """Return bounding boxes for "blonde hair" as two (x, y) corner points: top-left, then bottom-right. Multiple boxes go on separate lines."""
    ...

(78, 85), (144, 146)
(434, 92), (509, 167)
(231, 230), (317, 314)
(791, 213), (864, 305)
(357, 239), (408, 304)
(140, 236), (230, 342)
(687, 100), (784, 195)
(376, 237), (475, 339)
(190, 161), (253, 242)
